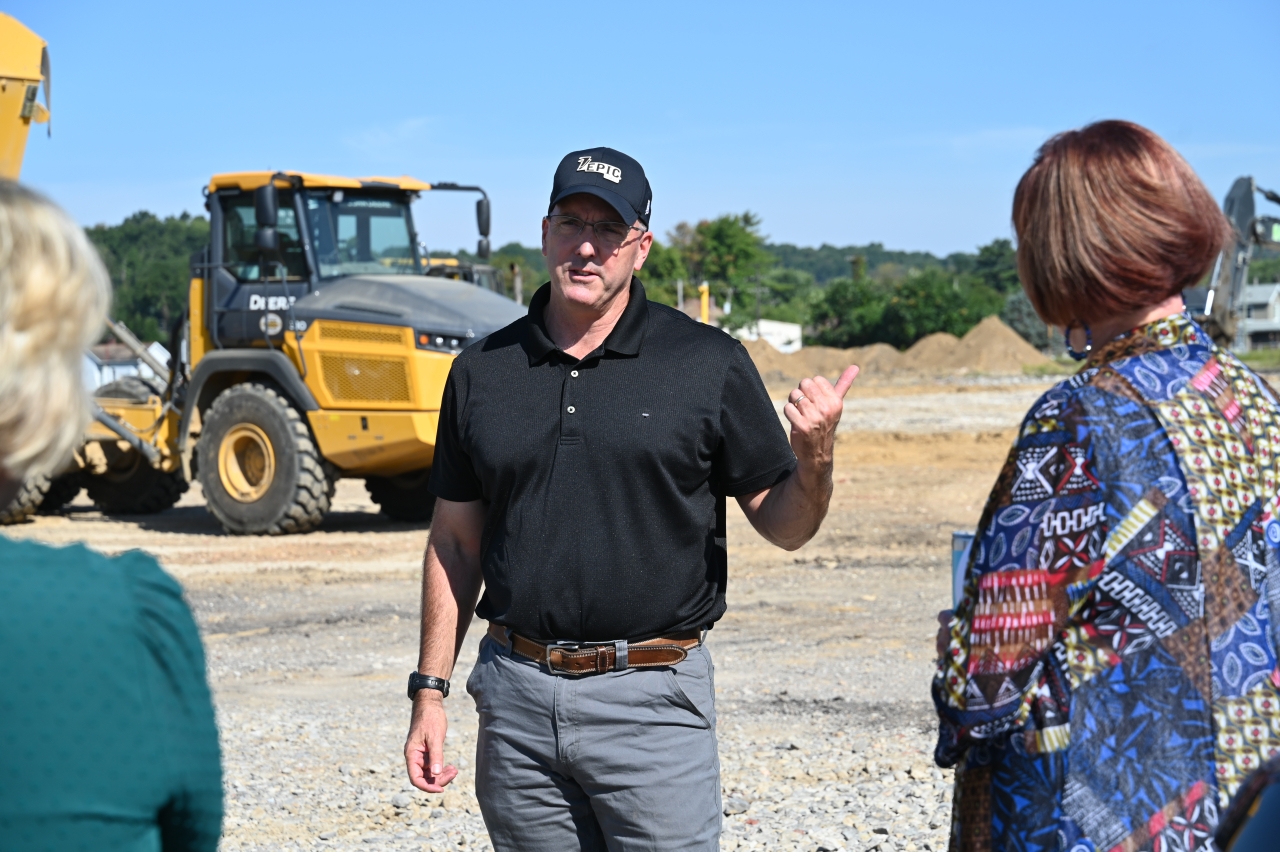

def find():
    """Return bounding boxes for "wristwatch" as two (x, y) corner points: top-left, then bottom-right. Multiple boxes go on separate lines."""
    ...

(407, 672), (450, 699)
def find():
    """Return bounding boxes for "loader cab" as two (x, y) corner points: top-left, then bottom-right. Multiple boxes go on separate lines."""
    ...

(203, 174), (427, 348)
(221, 190), (309, 283)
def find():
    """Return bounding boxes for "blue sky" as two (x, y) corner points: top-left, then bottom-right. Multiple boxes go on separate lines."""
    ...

(14, 1), (1280, 257)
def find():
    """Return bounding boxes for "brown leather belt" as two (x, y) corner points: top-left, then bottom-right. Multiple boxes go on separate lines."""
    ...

(487, 622), (700, 675)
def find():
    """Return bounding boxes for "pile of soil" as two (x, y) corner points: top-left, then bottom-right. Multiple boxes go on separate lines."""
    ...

(952, 315), (1050, 373)
(898, 333), (961, 372)
(739, 338), (795, 378)
(741, 315), (1049, 381)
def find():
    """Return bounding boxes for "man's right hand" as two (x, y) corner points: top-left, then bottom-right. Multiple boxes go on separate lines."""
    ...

(405, 693), (458, 792)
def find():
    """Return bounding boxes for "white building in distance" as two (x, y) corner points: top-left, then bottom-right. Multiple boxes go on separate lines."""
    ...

(730, 319), (804, 354)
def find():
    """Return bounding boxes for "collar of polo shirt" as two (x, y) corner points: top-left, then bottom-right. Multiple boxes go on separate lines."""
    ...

(523, 277), (650, 366)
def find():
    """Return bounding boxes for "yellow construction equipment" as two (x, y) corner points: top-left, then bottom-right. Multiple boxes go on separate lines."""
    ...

(4, 170), (523, 533)
(0, 13), (50, 179)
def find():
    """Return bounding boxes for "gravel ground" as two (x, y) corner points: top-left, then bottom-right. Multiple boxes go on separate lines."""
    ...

(5, 381), (1030, 851)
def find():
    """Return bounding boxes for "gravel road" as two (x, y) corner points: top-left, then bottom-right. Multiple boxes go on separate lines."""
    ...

(5, 382), (1031, 851)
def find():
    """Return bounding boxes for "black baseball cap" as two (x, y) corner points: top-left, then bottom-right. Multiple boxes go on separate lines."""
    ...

(548, 147), (652, 228)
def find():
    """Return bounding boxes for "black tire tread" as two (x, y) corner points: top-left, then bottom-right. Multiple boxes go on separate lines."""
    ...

(0, 475), (51, 525)
(95, 375), (165, 401)
(86, 468), (187, 515)
(197, 383), (333, 535)
(37, 472), (85, 514)
(365, 471), (436, 523)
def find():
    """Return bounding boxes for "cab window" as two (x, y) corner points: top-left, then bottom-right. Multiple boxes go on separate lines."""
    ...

(222, 191), (309, 281)
(306, 192), (419, 277)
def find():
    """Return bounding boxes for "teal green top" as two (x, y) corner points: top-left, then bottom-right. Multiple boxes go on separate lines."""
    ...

(0, 536), (222, 851)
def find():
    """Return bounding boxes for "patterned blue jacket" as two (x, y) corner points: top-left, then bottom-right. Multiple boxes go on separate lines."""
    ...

(934, 313), (1280, 852)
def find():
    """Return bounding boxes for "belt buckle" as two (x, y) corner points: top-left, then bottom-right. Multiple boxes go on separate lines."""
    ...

(544, 640), (581, 675)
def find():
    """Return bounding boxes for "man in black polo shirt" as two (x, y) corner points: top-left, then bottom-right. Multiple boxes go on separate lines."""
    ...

(404, 147), (858, 851)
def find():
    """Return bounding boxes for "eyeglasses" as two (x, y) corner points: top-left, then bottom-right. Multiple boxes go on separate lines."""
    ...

(545, 215), (645, 248)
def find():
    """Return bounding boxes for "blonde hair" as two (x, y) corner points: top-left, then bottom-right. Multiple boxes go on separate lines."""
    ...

(0, 182), (110, 478)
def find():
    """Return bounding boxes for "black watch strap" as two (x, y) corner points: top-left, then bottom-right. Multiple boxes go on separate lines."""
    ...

(407, 672), (450, 699)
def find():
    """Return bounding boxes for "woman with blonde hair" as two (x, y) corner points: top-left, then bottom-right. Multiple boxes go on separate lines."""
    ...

(934, 121), (1277, 849)
(0, 182), (222, 850)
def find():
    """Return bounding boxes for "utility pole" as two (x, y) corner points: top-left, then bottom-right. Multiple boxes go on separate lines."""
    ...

(847, 254), (866, 281)
(676, 278), (684, 315)
(510, 263), (523, 305)
(754, 275), (762, 336)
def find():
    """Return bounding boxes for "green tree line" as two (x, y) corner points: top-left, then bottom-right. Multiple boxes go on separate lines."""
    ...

(86, 211), (210, 344)
(96, 207), (1280, 353)
(449, 215), (1049, 350)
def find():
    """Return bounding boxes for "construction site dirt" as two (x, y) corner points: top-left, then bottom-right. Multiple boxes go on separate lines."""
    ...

(7, 376), (1063, 852)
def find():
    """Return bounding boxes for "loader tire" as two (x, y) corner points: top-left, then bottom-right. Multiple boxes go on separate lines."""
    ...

(0, 475), (51, 525)
(85, 376), (188, 515)
(36, 472), (85, 514)
(196, 383), (333, 535)
(87, 462), (187, 515)
(365, 469), (436, 523)
(95, 375), (164, 403)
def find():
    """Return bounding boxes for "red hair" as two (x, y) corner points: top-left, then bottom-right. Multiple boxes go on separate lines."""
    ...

(1012, 120), (1231, 326)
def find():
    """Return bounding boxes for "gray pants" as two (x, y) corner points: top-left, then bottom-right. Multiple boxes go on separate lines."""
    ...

(465, 634), (721, 852)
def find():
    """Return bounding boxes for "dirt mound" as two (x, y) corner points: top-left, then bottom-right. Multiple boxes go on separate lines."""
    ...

(742, 339), (896, 382)
(954, 315), (1050, 372)
(850, 343), (902, 375)
(740, 316), (1046, 381)
(738, 338), (794, 377)
(794, 345), (859, 377)
(898, 332), (961, 371)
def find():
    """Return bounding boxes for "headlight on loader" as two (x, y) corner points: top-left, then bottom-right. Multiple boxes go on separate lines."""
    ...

(415, 330), (470, 354)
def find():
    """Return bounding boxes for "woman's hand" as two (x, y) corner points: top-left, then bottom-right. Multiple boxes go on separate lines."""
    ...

(936, 609), (954, 657)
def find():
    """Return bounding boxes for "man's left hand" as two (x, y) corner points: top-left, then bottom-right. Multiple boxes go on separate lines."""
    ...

(784, 365), (860, 472)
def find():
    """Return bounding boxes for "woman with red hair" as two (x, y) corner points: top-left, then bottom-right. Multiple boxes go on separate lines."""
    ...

(933, 120), (1279, 850)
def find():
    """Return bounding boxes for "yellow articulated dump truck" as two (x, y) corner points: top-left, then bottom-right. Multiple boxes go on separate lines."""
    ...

(0, 12), (51, 179)
(3, 171), (523, 534)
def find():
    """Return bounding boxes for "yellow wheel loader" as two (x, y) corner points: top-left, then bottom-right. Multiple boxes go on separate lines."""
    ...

(5, 171), (523, 533)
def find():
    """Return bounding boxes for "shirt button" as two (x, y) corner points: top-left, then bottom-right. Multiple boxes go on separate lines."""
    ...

(571, 370), (579, 378)
(567, 406), (576, 414)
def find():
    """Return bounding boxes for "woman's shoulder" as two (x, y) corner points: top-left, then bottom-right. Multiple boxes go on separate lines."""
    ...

(1018, 326), (1223, 432)
(0, 533), (175, 583)
(0, 536), (187, 636)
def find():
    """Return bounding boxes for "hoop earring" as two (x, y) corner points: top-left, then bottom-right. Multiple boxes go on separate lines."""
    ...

(1064, 322), (1092, 362)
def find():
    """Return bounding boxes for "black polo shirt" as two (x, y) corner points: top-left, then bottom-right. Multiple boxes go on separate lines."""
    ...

(428, 278), (796, 642)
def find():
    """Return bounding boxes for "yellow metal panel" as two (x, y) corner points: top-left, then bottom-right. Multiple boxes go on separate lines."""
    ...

(188, 277), (214, 366)
(319, 353), (411, 403)
(0, 14), (45, 81)
(299, 322), (409, 411)
(317, 321), (406, 345)
(307, 410), (438, 476)
(294, 322), (454, 413)
(208, 171), (363, 192)
(207, 171), (432, 193)
(410, 350), (454, 413)
(88, 398), (182, 472)
(0, 81), (35, 180)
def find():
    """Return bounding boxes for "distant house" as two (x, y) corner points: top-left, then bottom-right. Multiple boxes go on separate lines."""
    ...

(83, 341), (170, 391)
(1241, 284), (1280, 350)
(730, 319), (804, 354)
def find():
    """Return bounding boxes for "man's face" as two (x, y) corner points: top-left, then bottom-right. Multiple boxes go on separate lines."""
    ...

(541, 193), (653, 312)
